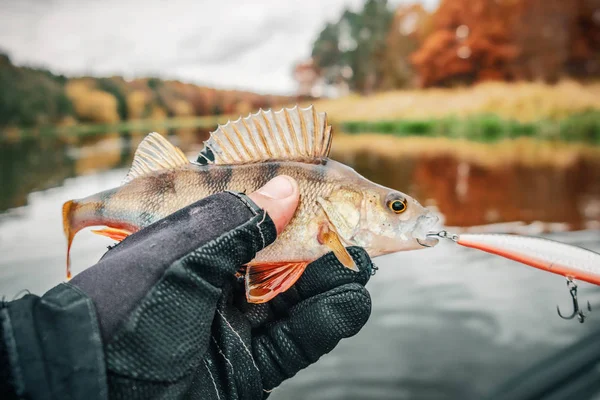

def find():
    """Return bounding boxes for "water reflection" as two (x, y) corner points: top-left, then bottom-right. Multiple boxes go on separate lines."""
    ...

(0, 137), (75, 212)
(0, 128), (212, 214)
(2, 131), (600, 234)
(1, 131), (600, 400)
(332, 140), (600, 231)
(412, 156), (600, 230)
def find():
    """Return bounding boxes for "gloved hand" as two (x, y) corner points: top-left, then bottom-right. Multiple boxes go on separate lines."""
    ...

(71, 176), (374, 400)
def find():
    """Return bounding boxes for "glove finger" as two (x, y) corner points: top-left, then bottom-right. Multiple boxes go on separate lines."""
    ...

(252, 282), (371, 391)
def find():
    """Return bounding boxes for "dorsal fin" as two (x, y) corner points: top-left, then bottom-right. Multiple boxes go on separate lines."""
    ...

(123, 132), (189, 184)
(196, 105), (332, 165)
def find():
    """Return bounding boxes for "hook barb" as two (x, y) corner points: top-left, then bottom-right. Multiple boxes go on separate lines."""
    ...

(557, 278), (591, 323)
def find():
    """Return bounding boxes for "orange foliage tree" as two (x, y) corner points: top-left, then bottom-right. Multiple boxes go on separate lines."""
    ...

(65, 80), (121, 123)
(411, 0), (600, 87)
(410, 0), (520, 87)
(566, 0), (600, 78)
(377, 4), (432, 89)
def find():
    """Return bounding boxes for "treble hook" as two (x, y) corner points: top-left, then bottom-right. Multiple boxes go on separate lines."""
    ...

(557, 278), (591, 323)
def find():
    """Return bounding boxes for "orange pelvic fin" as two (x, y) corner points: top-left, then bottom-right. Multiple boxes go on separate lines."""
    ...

(245, 261), (309, 304)
(318, 222), (358, 272)
(62, 200), (77, 280)
(91, 227), (132, 242)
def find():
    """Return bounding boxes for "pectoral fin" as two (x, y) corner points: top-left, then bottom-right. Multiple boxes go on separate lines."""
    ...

(245, 261), (308, 303)
(318, 223), (358, 272)
(91, 227), (132, 242)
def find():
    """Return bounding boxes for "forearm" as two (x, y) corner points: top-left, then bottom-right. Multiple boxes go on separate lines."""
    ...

(0, 284), (107, 400)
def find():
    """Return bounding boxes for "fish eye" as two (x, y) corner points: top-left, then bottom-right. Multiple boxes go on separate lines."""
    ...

(388, 199), (407, 214)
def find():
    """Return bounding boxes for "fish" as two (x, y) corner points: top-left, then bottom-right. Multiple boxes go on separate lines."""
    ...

(63, 105), (439, 303)
(439, 231), (600, 285)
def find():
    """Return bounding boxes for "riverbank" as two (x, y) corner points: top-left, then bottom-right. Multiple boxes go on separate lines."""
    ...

(3, 80), (600, 144)
(4, 110), (600, 146)
(339, 111), (600, 144)
(310, 80), (600, 122)
(0, 114), (231, 141)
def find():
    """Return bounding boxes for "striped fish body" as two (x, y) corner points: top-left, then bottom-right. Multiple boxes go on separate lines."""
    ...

(69, 160), (353, 264)
(63, 106), (438, 303)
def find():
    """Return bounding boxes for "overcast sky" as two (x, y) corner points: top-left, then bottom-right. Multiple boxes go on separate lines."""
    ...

(0, 0), (438, 95)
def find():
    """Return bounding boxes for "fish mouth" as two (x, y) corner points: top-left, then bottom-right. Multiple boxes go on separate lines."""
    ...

(412, 213), (440, 248)
(416, 237), (439, 248)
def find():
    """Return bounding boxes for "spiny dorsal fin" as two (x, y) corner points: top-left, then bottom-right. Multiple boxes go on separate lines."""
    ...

(123, 132), (189, 183)
(196, 105), (332, 165)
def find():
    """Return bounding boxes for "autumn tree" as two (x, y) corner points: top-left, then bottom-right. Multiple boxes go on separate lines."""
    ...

(311, 0), (394, 94)
(96, 77), (129, 120)
(377, 4), (432, 90)
(411, 0), (600, 87)
(65, 79), (120, 123)
(511, 0), (580, 82)
(0, 53), (73, 128)
(566, 0), (600, 79)
(410, 0), (520, 87)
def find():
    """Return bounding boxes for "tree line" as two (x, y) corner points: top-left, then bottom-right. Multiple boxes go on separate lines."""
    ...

(306, 0), (600, 93)
(0, 53), (293, 129)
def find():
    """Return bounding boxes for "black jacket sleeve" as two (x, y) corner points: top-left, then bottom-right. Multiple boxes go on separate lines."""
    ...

(0, 283), (107, 400)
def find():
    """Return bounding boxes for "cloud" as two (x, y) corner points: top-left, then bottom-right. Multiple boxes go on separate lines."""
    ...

(0, 0), (439, 95)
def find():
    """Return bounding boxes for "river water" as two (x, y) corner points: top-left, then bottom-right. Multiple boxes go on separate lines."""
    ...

(1, 131), (600, 399)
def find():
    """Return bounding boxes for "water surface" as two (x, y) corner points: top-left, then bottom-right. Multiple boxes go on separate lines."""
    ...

(1, 131), (600, 399)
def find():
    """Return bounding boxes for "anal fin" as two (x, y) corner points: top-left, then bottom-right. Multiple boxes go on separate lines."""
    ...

(245, 261), (309, 303)
(91, 227), (132, 242)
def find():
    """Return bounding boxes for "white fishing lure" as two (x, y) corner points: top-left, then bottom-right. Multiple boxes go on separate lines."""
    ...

(430, 230), (600, 322)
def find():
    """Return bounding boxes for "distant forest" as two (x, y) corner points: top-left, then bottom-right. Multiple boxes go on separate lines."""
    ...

(305, 0), (600, 93)
(0, 54), (293, 129)
(2, 0), (599, 130)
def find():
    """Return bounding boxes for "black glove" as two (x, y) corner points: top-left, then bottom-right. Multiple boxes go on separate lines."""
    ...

(69, 190), (374, 399)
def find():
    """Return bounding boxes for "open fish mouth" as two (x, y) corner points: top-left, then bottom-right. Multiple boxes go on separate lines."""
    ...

(412, 213), (440, 248)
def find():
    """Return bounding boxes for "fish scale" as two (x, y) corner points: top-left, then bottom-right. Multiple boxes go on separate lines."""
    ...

(62, 105), (439, 303)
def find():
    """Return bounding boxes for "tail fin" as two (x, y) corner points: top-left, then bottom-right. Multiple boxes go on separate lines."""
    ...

(62, 196), (134, 278)
(62, 200), (78, 279)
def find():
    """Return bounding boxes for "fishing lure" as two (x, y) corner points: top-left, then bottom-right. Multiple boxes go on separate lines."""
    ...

(428, 230), (600, 323)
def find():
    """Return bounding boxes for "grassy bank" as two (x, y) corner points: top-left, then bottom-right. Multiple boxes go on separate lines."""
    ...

(4, 110), (600, 145)
(1, 114), (232, 141)
(310, 80), (600, 122)
(3, 80), (600, 144)
(339, 111), (600, 144)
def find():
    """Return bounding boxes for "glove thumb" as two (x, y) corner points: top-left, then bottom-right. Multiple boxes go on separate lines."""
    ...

(248, 175), (300, 235)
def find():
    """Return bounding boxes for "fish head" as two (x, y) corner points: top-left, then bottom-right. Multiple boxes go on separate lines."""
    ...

(320, 185), (439, 257)
(361, 187), (440, 256)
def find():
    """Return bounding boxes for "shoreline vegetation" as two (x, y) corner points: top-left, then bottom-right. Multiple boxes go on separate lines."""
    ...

(339, 111), (600, 144)
(6, 110), (599, 146)
(1, 114), (231, 141)
(2, 79), (599, 145)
